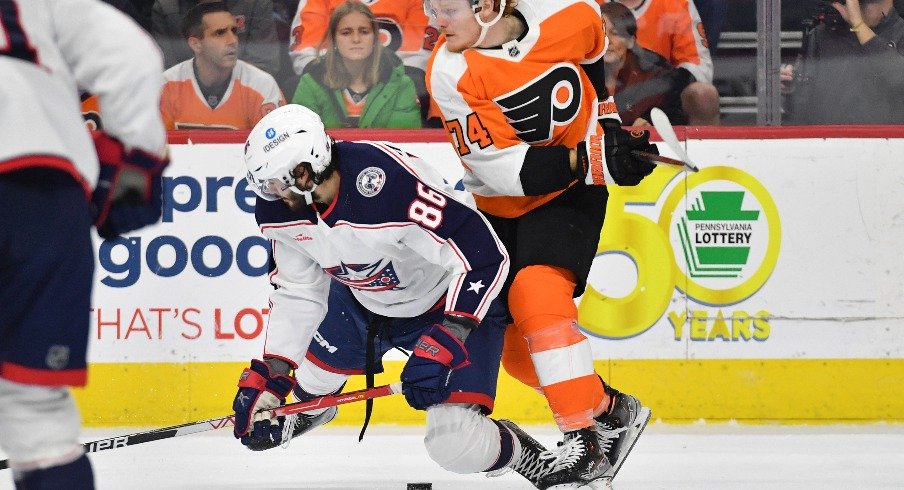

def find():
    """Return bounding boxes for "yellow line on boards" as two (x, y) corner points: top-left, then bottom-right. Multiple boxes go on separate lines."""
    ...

(72, 359), (904, 427)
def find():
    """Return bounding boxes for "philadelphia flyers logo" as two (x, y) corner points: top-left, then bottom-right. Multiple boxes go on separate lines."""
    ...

(376, 18), (402, 53)
(494, 64), (582, 144)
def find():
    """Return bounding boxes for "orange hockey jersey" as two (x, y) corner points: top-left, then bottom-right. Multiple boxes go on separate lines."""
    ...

(160, 60), (285, 130)
(426, 0), (608, 218)
(602, 0), (713, 83)
(81, 94), (102, 131)
(289, 0), (437, 75)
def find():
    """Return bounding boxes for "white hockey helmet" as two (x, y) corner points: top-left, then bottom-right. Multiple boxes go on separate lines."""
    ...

(243, 104), (333, 202)
(423, 0), (507, 47)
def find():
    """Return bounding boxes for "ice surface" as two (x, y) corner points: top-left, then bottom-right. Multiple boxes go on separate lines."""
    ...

(1, 424), (903, 489)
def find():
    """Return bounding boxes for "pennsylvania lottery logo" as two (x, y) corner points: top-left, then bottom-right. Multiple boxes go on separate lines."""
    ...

(677, 191), (758, 279)
(661, 167), (781, 306)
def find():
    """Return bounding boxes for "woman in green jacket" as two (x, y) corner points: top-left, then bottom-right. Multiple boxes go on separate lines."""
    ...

(291, 1), (422, 129)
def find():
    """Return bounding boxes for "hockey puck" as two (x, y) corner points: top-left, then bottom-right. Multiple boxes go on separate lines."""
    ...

(406, 484), (432, 490)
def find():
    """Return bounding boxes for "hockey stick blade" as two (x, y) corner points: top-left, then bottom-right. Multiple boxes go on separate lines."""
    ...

(0, 382), (402, 471)
(649, 107), (700, 173)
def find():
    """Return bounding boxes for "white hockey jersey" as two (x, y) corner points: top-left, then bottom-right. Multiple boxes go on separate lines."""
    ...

(0, 0), (166, 190)
(255, 141), (509, 365)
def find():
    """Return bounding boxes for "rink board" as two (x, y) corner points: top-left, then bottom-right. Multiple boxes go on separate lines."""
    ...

(72, 358), (904, 426)
(76, 127), (904, 426)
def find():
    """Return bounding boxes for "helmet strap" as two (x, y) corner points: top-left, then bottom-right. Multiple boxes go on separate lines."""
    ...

(287, 185), (314, 205)
(471, 0), (506, 48)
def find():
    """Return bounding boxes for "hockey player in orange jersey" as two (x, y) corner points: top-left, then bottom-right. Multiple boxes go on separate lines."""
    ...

(425, 0), (654, 488)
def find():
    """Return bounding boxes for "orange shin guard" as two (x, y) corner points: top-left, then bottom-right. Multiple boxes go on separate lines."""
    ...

(508, 265), (578, 328)
(501, 323), (541, 389)
(508, 266), (607, 430)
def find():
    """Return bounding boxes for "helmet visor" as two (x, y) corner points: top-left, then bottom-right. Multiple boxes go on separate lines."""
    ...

(247, 171), (298, 201)
(261, 178), (297, 200)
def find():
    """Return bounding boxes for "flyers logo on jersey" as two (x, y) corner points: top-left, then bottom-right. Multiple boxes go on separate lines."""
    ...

(494, 64), (582, 144)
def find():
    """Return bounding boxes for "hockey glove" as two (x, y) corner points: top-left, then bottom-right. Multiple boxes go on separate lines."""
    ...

(575, 119), (658, 186)
(232, 359), (297, 451)
(401, 317), (474, 410)
(91, 131), (169, 240)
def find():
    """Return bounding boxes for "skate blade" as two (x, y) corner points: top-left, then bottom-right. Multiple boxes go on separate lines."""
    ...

(606, 406), (651, 478)
(580, 477), (613, 489)
(546, 478), (612, 490)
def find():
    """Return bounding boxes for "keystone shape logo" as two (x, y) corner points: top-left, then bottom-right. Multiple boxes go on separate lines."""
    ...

(677, 191), (760, 278)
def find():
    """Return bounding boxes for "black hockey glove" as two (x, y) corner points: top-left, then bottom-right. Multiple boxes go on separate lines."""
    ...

(400, 315), (474, 410)
(232, 358), (297, 451)
(574, 119), (658, 186)
(91, 131), (169, 240)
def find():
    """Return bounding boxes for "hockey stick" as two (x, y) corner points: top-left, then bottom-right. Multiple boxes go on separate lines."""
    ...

(631, 150), (695, 171)
(0, 382), (402, 471)
(648, 107), (700, 173)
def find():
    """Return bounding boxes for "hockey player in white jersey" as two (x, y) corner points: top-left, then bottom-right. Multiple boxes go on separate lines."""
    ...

(0, 1), (169, 489)
(232, 104), (555, 487)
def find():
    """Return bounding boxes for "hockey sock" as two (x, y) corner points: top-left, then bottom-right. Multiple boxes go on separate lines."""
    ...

(509, 265), (609, 431)
(501, 321), (542, 389)
(485, 420), (517, 472)
(14, 454), (93, 490)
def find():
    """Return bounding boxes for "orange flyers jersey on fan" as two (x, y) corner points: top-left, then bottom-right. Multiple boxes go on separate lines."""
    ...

(289, 0), (438, 74)
(80, 94), (102, 131)
(426, 0), (607, 218)
(608, 0), (713, 83)
(160, 60), (285, 130)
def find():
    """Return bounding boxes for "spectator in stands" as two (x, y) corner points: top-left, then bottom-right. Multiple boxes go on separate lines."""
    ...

(80, 0), (151, 130)
(601, 2), (692, 126)
(692, 0), (728, 52)
(605, 0), (721, 125)
(272, 0), (305, 97)
(291, 1), (421, 128)
(160, 2), (285, 130)
(781, 0), (904, 124)
(289, 0), (437, 125)
(152, 0), (280, 77)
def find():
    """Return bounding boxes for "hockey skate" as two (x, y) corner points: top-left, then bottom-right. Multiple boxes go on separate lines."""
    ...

(268, 405), (337, 450)
(244, 405), (336, 451)
(595, 387), (651, 479)
(487, 419), (554, 488)
(536, 427), (609, 490)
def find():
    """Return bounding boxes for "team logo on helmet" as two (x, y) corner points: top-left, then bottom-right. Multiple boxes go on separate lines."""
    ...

(265, 127), (276, 139)
(356, 167), (386, 197)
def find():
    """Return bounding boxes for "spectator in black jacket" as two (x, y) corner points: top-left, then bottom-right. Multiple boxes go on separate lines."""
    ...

(781, 0), (904, 124)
